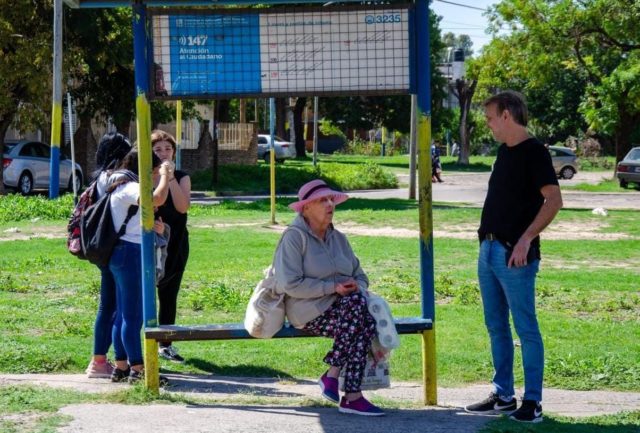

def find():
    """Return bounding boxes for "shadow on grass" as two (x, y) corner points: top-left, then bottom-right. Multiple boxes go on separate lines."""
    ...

(192, 197), (473, 214)
(482, 412), (640, 433)
(441, 161), (493, 172)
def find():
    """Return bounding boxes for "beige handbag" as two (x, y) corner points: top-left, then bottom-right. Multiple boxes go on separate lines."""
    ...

(244, 226), (307, 338)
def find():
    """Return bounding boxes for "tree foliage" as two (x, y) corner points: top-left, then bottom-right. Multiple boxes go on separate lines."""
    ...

(474, 0), (639, 161)
(441, 32), (474, 59)
(0, 0), (53, 194)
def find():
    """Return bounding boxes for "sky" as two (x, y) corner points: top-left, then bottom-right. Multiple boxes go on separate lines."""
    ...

(430, 0), (500, 55)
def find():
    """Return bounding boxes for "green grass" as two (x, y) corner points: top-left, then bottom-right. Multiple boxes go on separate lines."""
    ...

(567, 177), (640, 192)
(0, 203), (638, 391)
(482, 410), (640, 433)
(0, 195), (638, 430)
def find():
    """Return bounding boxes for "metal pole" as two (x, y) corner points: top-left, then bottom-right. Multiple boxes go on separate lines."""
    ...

(49, 0), (62, 199)
(176, 101), (182, 170)
(416, 0), (436, 405)
(66, 93), (78, 204)
(312, 96), (318, 167)
(269, 98), (276, 224)
(409, 95), (417, 200)
(133, 3), (158, 392)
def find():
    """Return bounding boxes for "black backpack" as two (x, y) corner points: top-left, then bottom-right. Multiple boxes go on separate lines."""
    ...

(79, 190), (138, 267)
(67, 181), (99, 258)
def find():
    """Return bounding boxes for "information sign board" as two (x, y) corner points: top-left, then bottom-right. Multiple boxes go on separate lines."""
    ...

(151, 6), (412, 98)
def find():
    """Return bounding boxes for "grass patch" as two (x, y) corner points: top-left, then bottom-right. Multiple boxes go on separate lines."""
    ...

(566, 178), (640, 192)
(0, 202), (638, 393)
(190, 160), (397, 193)
(482, 410), (640, 433)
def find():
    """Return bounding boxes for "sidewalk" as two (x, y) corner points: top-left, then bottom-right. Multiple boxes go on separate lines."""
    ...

(2, 374), (640, 433)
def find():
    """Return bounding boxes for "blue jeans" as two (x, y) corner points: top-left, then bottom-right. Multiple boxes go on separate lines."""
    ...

(92, 265), (123, 358)
(478, 240), (543, 401)
(109, 240), (143, 366)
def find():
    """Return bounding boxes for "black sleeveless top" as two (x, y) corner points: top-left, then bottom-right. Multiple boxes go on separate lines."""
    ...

(156, 170), (189, 281)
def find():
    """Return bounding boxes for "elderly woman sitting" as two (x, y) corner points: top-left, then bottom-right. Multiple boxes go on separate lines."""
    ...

(274, 179), (384, 416)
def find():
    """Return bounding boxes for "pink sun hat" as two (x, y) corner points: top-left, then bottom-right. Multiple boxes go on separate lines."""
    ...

(288, 179), (349, 213)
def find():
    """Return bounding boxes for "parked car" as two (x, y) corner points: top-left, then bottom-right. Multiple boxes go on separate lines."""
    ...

(548, 145), (578, 179)
(257, 134), (296, 163)
(2, 140), (83, 195)
(616, 146), (640, 189)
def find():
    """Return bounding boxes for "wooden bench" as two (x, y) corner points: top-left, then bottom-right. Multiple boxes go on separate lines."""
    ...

(144, 317), (434, 398)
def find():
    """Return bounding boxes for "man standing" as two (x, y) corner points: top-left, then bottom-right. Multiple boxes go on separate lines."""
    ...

(464, 91), (562, 423)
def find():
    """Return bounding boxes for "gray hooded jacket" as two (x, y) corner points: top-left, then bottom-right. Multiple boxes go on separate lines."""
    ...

(274, 214), (369, 328)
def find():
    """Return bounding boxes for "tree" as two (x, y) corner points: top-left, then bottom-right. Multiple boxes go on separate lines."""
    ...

(450, 78), (477, 164)
(441, 32), (474, 59)
(292, 97), (307, 157)
(0, 0), (53, 195)
(480, 0), (640, 163)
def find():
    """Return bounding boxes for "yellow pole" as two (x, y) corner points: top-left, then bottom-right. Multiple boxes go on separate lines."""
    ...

(417, 105), (437, 405)
(144, 338), (159, 392)
(269, 98), (276, 224)
(422, 327), (437, 405)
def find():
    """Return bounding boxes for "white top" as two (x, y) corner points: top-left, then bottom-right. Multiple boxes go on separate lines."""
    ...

(109, 181), (141, 244)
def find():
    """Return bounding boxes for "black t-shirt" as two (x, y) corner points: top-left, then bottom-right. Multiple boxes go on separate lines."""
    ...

(478, 138), (558, 247)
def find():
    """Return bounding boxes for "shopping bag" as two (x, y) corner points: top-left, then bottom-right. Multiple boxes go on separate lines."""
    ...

(339, 345), (391, 391)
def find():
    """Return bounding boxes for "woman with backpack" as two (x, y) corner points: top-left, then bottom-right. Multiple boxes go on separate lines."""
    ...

(151, 129), (191, 363)
(108, 149), (172, 384)
(85, 133), (132, 379)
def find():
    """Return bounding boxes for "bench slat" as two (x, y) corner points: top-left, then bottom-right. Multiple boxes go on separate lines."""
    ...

(145, 317), (432, 342)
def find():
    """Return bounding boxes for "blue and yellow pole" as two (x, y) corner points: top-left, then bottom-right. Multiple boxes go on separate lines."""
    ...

(416, 0), (436, 405)
(176, 101), (182, 170)
(49, 0), (63, 199)
(133, 3), (159, 393)
(269, 98), (276, 225)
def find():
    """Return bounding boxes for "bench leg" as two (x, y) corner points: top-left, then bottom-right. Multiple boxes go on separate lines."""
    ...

(422, 327), (437, 405)
(144, 337), (159, 393)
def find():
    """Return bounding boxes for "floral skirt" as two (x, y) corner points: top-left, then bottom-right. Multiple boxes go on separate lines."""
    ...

(303, 292), (376, 393)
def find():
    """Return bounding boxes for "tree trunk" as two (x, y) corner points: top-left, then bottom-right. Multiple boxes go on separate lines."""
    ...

(115, 118), (130, 137)
(216, 100), (231, 123)
(239, 99), (246, 124)
(613, 109), (638, 175)
(275, 98), (287, 138)
(452, 78), (477, 165)
(292, 97), (307, 158)
(0, 112), (16, 195)
(75, 115), (98, 178)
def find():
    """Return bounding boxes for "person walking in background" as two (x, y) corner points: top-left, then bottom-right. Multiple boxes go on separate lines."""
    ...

(85, 132), (132, 379)
(108, 150), (172, 384)
(274, 179), (384, 416)
(151, 130), (191, 363)
(431, 142), (443, 183)
(465, 91), (562, 423)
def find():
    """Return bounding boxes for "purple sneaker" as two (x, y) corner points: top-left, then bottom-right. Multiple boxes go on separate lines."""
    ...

(318, 371), (340, 403)
(339, 397), (385, 416)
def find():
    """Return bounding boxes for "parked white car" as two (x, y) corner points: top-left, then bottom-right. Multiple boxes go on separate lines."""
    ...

(2, 141), (83, 195)
(257, 134), (296, 163)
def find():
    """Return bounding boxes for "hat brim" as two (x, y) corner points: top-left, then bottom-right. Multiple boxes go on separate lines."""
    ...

(288, 190), (349, 213)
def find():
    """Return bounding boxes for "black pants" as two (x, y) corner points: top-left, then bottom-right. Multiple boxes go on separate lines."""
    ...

(157, 240), (189, 346)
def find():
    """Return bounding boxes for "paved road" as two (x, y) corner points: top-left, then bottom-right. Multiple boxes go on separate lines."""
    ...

(193, 171), (640, 210)
(3, 374), (640, 433)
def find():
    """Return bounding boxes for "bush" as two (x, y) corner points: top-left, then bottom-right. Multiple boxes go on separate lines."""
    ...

(1, 161), (398, 222)
(0, 194), (73, 223)
(322, 161), (398, 190)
